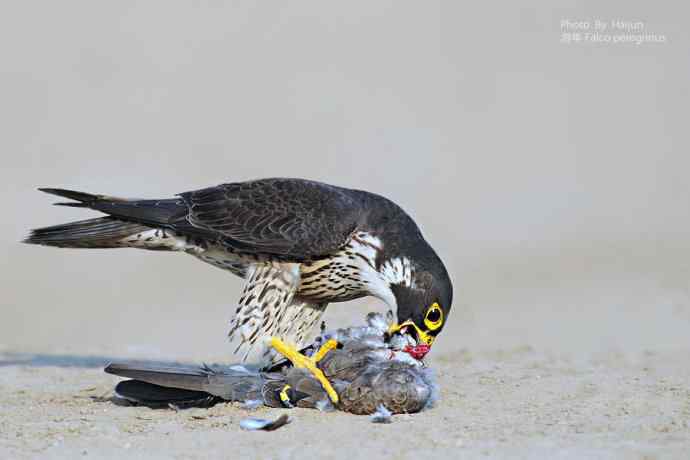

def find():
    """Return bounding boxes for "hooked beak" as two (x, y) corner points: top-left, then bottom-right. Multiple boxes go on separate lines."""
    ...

(387, 320), (435, 347)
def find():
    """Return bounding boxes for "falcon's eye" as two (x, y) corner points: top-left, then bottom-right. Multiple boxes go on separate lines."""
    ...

(424, 303), (443, 330)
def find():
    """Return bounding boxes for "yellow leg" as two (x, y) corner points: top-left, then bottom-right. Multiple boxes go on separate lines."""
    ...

(270, 337), (339, 404)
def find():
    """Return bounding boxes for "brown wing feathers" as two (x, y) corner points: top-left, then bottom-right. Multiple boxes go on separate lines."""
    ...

(178, 179), (361, 258)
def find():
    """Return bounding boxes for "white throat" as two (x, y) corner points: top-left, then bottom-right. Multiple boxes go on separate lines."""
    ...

(347, 232), (417, 310)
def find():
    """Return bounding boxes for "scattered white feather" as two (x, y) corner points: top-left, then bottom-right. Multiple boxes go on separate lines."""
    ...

(241, 399), (263, 410)
(421, 367), (440, 411)
(239, 418), (272, 431)
(365, 312), (389, 334)
(370, 404), (393, 424)
(239, 414), (291, 431)
(315, 399), (335, 412)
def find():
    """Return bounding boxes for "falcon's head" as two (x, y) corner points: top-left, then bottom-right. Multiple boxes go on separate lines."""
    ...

(384, 251), (453, 359)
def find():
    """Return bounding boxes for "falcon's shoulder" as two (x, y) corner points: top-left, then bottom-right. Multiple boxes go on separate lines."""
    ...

(178, 178), (363, 258)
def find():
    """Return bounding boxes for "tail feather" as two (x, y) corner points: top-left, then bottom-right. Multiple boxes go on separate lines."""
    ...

(105, 362), (217, 392)
(105, 361), (267, 402)
(36, 187), (187, 227)
(23, 216), (151, 248)
(114, 380), (220, 408)
(54, 202), (91, 208)
(38, 188), (103, 207)
(24, 186), (194, 248)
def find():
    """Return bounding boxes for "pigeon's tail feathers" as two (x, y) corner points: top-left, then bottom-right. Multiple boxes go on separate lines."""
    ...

(114, 380), (220, 408)
(106, 362), (217, 391)
(23, 217), (152, 248)
(105, 362), (268, 402)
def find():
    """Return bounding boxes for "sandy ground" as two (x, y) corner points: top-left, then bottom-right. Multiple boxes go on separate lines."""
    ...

(2, 244), (690, 459)
(1, 349), (689, 459)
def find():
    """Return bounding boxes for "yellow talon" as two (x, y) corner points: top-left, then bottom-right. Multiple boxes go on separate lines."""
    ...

(279, 384), (293, 408)
(270, 337), (339, 404)
(311, 338), (339, 362)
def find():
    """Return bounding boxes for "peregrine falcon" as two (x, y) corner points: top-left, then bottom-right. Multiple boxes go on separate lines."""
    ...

(25, 178), (453, 377)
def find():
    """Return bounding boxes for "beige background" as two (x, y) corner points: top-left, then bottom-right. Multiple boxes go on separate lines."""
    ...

(0, 2), (688, 458)
(1, 0), (687, 359)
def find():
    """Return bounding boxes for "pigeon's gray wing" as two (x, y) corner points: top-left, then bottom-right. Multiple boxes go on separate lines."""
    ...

(105, 362), (267, 402)
(178, 178), (362, 258)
